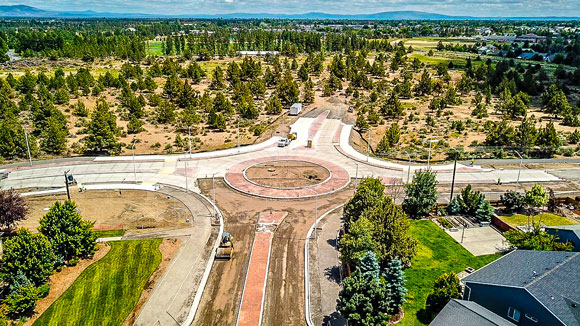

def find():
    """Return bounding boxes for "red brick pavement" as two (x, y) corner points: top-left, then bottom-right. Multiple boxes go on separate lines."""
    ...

(258, 211), (288, 224)
(308, 110), (330, 140)
(224, 156), (350, 199)
(237, 231), (273, 326)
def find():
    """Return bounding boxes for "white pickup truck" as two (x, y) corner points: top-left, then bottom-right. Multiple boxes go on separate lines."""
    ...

(278, 138), (291, 147)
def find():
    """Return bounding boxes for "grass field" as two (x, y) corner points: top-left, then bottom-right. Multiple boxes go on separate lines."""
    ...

(499, 213), (578, 228)
(411, 53), (467, 67)
(34, 239), (162, 326)
(400, 220), (501, 326)
(93, 229), (126, 238)
(147, 40), (164, 56)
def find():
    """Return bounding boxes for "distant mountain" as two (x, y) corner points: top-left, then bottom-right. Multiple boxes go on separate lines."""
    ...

(0, 5), (578, 20)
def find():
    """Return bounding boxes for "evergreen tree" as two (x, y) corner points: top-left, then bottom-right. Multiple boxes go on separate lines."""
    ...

(384, 258), (407, 313)
(2, 228), (55, 286)
(40, 115), (68, 154)
(426, 272), (462, 317)
(210, 66), (225, 90)
(84, 99), (120, 154)
(403, 170), (438, 218)
(39, 200), (96, 261)
(265, 94), (283, 115)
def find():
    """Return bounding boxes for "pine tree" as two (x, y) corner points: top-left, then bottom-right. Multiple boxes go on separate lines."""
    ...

(40, 115), (68, 154)
(384, 258), (407, 313)
(84, 99), (120, 154)
(358, 251), (380, 281)
(403, 170), (438, 218)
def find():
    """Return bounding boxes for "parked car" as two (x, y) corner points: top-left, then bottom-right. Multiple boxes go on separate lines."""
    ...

(278, 138), (291, 147)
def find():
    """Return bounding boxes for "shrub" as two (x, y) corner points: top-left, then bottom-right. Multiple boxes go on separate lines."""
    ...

(500, 191), (525, 213)
(5, 285), (40, 316)
(425, 272), (462, 318)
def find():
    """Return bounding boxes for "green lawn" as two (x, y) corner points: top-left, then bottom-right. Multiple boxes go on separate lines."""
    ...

(499, 213), (578, 228)
(147, 40), (163, 56)
(401, 220), (501, 326)
(34, 239), (162, 326)
(410, 53), (467, 67)
(93, 229), (126, 238)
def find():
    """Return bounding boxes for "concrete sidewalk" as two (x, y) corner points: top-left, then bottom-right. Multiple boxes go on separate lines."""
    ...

(134, 187), (215, 326)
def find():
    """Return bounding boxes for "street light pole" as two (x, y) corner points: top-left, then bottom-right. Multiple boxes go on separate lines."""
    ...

(449, 149), (458, 203)
(514, 150), (523, 188)
(188, 126), (192, 158)
(24, 131), (32, 167)
(237, 119), (240, 153)
(212, 173), (216, 204)
(427, 139), (438, 170)
(131, 139), (137, 184)
(184, 157), (189, 193)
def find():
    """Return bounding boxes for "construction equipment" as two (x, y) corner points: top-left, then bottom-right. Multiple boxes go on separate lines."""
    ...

(216, 232), (234, 259)
(288, 132), (297, 140)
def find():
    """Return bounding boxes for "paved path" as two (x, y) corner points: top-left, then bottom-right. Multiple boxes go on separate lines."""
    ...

(311, 208), (346, 326)
(134, 187), (215, 326)
(237, 212), (287, 326)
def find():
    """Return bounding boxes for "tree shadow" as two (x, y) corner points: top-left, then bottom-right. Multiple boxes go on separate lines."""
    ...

(417, 308), (434, 324)
(326, 237), (338, 248)
(324, 265), (342, 284)
(322, 311), (346, 326)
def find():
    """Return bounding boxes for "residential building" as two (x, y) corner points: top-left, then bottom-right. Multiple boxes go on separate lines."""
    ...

(430, 299), (516, 326)
(546, 225), (580, 251)
(462, 250), (580, 326)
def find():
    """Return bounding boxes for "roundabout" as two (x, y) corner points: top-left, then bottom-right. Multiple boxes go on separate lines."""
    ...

(224, 156), (350, 199)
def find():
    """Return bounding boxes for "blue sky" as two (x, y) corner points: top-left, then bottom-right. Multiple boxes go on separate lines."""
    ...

(6, 0), (580, 17)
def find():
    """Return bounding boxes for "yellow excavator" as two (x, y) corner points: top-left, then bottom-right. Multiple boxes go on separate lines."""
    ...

(216, 232), (234, 260)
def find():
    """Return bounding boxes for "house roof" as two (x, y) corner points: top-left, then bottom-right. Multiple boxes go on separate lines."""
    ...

(463, 250), (580, 326)
(546, 225), (580, 238)
(430, 299), (516, 326)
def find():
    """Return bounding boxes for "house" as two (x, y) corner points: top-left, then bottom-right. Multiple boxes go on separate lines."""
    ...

(237, 51), (279, 56)
(462, 250), (580, 326)
(546, 225), (580, 251)
(430, 299), (516, 326)
(289, 103), (302, 116)
(517, 52), (543, 61)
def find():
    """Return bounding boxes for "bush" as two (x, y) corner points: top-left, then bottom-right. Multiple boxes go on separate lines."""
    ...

(500, 191), (526, 213)
(37, 284), (51, 298)
(425, 272), (462, 318)
(5, 285), (39, 316)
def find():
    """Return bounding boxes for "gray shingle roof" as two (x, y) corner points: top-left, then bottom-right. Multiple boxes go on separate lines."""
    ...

(546, 225), (580, 238)
(430, 299), (516, 326)
(462, 250), (580, 326)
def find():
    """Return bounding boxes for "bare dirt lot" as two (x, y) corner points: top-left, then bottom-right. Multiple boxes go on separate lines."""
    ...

(21, 190), (191, 233)
(194, 178), (355, 326)
(245, 160), (331, 188)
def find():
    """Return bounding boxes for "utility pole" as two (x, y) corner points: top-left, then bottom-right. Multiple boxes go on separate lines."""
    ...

(407, 153), (412, 184)
(24, 131), (32, 167)
(449, 149), (458, 203)
(64, 170), (71, 201)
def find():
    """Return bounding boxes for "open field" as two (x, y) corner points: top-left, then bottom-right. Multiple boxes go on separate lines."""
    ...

(147, 40), (163, 55)
(244, 160), (331, 188)
(499, 212), (579, 228)
(22, 190), (191, 234)
(33, 239), (163, 326)
(401, 220), (502, 326)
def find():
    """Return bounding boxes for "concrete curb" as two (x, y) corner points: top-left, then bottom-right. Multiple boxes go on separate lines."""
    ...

(304, 204), (345, 326)
(183, 192), (224, 326)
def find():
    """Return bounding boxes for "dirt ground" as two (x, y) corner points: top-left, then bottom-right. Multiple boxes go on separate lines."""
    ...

(24, 243), (112, 326)
(245, 161), (331, 188)
(194, 178), (355, 326)
(21, 190), (191, 233)
(124, 238), (182, 325)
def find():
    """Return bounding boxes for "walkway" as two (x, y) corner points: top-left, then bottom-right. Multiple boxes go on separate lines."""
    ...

(134, 187), (215, 326)
(237, 211), (287, 326)
(309, 208), (346, 326)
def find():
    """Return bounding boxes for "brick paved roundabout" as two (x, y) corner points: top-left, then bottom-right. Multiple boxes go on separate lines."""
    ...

(224, 156), (351, 199)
